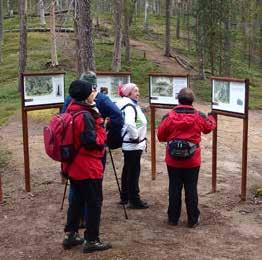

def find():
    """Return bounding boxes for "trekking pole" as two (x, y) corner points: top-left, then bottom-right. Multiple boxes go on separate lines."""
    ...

(109, 149), (128, 220)
(60, 180), (68, 211)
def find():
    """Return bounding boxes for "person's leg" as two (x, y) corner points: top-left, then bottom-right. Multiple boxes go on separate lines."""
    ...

(183, 167), (200, 227)
(68, 182), (86, 229)
(84, 180), (102, 242)
(167, 166), (183, 224)
(63, 181), (84, 249)
(128, 150), (143, 203)
(120, 151), (129, 203)
(83, 179), (111, 253)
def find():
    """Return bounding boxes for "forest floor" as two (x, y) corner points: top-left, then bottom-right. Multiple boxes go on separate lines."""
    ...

(0, 40), (262, 260)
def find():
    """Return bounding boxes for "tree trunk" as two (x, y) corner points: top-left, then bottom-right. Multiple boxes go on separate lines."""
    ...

(224, 19), (231, 75)
(112, 0), (122, 72)
(144, 0), (149, 31)
(39, 0), (46, 26)
(176, 1), (181, 39)
(164, 0), (171, 57)
(0, 0), (3, 63)
(73, 1), (81, 77)
(19, 0), (27, 92)
(77, 0), (95, 72)
(50, 0), (58, 66)
(123, 0), (130, 64)
(7, 0), (14, 17)
(196, 15), (205, 80)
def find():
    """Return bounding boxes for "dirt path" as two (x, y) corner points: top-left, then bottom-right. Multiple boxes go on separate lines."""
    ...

(130, 39), (190, 75)
(0, 37), (261, 259)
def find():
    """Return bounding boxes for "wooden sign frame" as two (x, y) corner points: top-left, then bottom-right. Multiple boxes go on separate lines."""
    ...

(149, 73), (189, 106)
(21, 72), (65, 192)
(149, 73), (190, 180)
(211, 77), (249, 201)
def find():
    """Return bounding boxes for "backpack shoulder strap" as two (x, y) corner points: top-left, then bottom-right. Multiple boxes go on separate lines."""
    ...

(121, 103), (137, 122)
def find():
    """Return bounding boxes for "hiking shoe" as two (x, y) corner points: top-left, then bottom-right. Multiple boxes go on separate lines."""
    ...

(62, 232), (84, 250)
(128, 200), (149, 209)
(188, 215), (201, 228)
(83, 239), (112, 253)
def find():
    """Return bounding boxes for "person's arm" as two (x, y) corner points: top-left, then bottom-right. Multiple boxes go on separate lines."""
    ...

(124, 106), (139, 140)
(198, 112), (217, 134)
(157, 115), (171, 142)
(96, 93), (124, 128)
(80, 112), (105, 150)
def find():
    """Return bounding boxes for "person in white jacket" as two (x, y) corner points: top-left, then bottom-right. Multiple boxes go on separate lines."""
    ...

(116, 82), (149, 209)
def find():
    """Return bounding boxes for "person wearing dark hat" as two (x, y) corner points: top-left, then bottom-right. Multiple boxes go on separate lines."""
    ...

(157, 88), (216, 228)
(62, 72), (124, 150)
(62, 72), (124, 229)
(62, 79), (112, 253)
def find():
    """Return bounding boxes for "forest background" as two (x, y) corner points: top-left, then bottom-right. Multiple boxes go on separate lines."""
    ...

(0, 0), (261, 166)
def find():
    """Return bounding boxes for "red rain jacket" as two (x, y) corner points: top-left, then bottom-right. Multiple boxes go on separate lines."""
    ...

(62, 102), (106, 180)
(157, 105), (216, 168)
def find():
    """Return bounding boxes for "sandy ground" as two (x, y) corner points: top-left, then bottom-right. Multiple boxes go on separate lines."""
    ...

(0, 103), (261, 260)
(0, 36), (261, 259)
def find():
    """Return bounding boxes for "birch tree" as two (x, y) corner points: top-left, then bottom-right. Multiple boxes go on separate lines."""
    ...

(50, 0), (58, 66)
(39, 0), (46, 26)
(144, 0), (149, 31)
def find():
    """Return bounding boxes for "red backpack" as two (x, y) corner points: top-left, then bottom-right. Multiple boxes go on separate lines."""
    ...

(43, 111), (85, 162)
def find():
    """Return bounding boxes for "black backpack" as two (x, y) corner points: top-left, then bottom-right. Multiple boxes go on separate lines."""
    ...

(107, 103), (137, 150)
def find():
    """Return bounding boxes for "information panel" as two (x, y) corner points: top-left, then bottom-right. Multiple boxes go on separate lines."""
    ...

(97, 73), (131, 102)
(212, 78), (247, 115)
(149, 74), (189, 105)
(23, 73), (65, 107)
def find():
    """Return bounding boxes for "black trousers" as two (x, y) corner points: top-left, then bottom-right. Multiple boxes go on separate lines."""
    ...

(64, 179), (102, 241)
(167, 166), (200, 225)
(121, 150), (143, 203)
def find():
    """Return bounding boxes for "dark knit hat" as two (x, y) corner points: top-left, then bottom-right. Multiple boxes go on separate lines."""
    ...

(79, 71), (97, 87)
(69, 80), (93, 101)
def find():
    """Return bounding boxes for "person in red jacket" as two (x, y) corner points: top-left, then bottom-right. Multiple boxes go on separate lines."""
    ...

(157, 88), (216, 227)
(62, 80), (112, 253)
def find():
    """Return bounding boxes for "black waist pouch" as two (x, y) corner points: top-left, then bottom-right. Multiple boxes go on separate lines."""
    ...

(168, 139), (199, 159)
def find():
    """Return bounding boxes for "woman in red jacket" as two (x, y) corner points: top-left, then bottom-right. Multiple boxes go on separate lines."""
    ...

(157, 88), (216, 227)
(62, 80), (111, 253)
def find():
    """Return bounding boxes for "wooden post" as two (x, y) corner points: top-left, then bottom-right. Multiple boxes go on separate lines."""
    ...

(150, 105), (156, 180)
(22, 109), (31, 192)
(0, 173), (3, 203)
(212, 113), (218, 192)
(241, 80), (249, 201)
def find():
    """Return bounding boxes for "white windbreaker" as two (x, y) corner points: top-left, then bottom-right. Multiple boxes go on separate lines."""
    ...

(116, 97), (147, 151)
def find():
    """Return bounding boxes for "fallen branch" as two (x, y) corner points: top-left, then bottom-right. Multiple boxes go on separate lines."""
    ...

(4, 28), (74, 33)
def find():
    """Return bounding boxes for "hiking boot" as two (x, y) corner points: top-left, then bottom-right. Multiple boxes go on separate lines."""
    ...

(83, 239), (112, 253)
(62, 232), (84, 250)
(128, 200), (149, 209)
(188, 215), (201, 228)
